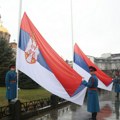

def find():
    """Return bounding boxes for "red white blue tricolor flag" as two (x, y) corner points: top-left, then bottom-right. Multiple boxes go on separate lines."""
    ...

(73, 43), (113, 91)
(16, 12), (87, 105)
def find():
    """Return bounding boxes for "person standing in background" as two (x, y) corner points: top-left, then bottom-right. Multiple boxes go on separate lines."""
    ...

(112, 71), (120, 98)
(5, 64), (17, 103)
(82, 66), (100, 120)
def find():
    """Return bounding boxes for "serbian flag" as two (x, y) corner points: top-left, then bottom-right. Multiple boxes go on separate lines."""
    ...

(16, 12), (87, 105)
(73, 43), (113, 91)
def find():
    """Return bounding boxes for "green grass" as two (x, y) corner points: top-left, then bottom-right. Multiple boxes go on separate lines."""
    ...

(0, 87), (51, 106)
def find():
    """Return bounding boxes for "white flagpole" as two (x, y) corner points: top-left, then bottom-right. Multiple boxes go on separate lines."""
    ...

(70, 0), (74, 63)
(16, 0), (23, 99)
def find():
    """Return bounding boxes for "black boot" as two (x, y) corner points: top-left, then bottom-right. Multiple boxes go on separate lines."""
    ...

(92, 112), (97, 120)
(116, 93), (119, 98)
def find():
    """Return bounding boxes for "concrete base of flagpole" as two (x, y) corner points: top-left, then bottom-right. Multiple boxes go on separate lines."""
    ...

(9, 99), (21, 120)
(50, 94), (58, 108)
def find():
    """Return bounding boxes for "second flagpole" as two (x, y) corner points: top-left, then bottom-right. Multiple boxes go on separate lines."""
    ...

(70, 0), (74, 64)
(16, 0), (23, 100)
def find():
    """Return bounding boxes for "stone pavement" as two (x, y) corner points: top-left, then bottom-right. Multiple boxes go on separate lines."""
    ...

(29, 91), (120, 120)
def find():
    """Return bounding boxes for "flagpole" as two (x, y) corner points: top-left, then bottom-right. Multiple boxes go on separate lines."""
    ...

(70, 0), (74, 63)
(16, 0), (22, 100)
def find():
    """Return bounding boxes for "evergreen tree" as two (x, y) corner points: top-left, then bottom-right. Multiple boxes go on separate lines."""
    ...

(19, 71), (40, 89)
(0, 37), (39, 88)
(0, 38), (15, 86)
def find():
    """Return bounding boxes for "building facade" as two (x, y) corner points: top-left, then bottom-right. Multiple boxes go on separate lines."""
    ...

(0, 15), (17, 52)
(88, 53), (120, 77)
(0, 24), (10, 42)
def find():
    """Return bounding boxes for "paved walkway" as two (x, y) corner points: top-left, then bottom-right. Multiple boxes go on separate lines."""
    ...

(29, 91), (120, 120)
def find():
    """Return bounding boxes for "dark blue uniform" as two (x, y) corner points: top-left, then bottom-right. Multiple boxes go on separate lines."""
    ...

(5, 70), (17, 102)
(82, 74), (100, 112)
(82, 74), (100, 120)
(112, 78), (120, 97)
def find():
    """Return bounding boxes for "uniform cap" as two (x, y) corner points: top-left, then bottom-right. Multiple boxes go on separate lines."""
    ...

(89, 66), (97, 71)
(9, 64), (15, 69)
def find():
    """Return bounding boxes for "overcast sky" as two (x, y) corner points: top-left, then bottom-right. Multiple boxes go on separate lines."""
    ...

(0, 0), (120, 60)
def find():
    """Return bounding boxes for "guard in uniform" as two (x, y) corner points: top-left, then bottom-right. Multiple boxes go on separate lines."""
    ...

(82, 66), (100, 120)
(112, 72), (120, 98)
(5, 64), (17, 103)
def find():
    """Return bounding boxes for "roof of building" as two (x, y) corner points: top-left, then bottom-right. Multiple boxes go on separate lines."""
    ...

(0, 25), (9, 33)
(9, 42), (17, 45)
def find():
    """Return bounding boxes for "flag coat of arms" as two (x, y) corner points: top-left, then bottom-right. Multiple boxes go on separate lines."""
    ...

(73, 43), (113, 91)
(16, 12), (86, 105)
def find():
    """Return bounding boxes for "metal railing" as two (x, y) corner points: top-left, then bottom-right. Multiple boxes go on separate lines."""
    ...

(0, 96), (66, 119)
(0, 105), (9, 118)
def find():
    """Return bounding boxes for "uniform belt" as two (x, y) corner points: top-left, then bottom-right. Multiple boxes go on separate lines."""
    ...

(89, 88), (97, 90)
(10, 80), (16, 83)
